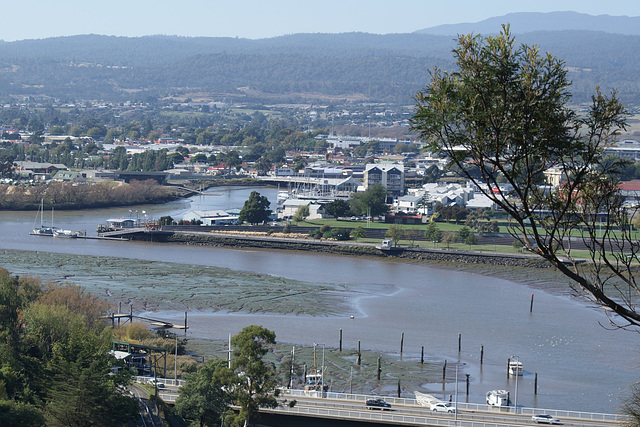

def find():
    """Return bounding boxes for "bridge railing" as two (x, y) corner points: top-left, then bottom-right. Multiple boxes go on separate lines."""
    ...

(278, 388), (628, 423)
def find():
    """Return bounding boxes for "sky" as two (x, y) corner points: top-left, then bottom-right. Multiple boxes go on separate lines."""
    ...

(2, 0), (640, 42)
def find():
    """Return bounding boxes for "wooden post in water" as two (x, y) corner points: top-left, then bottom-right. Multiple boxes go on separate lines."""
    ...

(466, 374), (470, 396)
(506, 358), (510, 379)
(184, 311), (188, 335)
(339, 329), (342, 352)
(480, 345), (484, 365)
(118, 302), (122, 326)
(534, 372), (538, 395)
(377, 358), (381, 381)
(458, 333), (461, 352)
(397, 380), (401, 397)
(357, 341), (361, 365)
(530, 294), (534, 313)
(421, 346), (424, 364)
(400, 332), (404, 355)
(442, 360), (447, 383)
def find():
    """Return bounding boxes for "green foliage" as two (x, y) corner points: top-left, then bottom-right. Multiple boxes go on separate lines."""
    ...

(0, 270), (137, 426)
(423, 222), (442, 243)
(229, 326), (279, 427)
(350, 183), (389, 217)
(385, 224), (405, 246)
(174, 359), (234, 427)
(238, 191), (271, 225)
(292, 204), (310, 223)
(323, 228), (351, 241)
(324, 199), (351, 219)
(457, 226), (473, 241)
(351, 225), (366, 240)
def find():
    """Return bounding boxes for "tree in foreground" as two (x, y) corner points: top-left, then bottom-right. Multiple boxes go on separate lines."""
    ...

(412, 26), (635, 327)
(227, 325), (279, 427)
(174, 359), (234, 427)
(238, 191), (271, 225)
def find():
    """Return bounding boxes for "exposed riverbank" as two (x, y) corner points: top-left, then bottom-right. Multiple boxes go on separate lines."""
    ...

(163, 229), (553, 269)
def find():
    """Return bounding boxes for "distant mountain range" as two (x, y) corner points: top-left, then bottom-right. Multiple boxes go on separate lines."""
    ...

(0, 12), (638, 105)
(416, 11), (640, 36)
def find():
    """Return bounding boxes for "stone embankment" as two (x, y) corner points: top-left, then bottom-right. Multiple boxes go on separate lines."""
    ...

(165, 230), (551, 268)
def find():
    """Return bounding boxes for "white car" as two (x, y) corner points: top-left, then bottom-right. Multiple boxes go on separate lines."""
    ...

(532, 414), (560, 424)
(432, 402), (456, 413)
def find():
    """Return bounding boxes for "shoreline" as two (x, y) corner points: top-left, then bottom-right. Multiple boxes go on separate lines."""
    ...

(159, 229), (554, 269)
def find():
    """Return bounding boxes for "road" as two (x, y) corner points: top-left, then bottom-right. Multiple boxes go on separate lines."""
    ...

(157, 387), (622, 426)
(129, 383), (164, 427)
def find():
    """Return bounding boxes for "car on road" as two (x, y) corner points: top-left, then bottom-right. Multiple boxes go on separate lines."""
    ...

(531, 414), (561, 424)
(148, 379), (165, 388)
(432, 402), (456, 413)
(365, 398), (391, 410)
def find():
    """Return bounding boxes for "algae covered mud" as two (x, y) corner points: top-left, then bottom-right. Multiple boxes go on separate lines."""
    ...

(0, 186), (638, 413)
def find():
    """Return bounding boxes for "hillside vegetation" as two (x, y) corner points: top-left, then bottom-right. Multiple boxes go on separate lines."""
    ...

(0, 29), (639, 105)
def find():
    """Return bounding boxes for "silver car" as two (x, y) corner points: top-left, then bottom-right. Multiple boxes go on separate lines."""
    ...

(532, 414), (560, 424)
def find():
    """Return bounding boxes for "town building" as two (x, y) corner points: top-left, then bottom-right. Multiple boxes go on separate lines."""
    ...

(364, 163), (405, 196)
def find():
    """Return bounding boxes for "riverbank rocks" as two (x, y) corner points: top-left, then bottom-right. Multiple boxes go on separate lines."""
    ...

(162, 231), (552, 268)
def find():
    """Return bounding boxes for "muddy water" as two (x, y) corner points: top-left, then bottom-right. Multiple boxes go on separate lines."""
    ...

(0, 186), (637, 413)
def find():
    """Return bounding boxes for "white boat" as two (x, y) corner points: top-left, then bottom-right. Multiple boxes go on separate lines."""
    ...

(53, 229), (82, 238)
(486, 389), (510, 406)
(414, 391), (442, 408)
(303, 370), (327, 392)
(31, 199), (57, 236)
(509, 360), (523, 376)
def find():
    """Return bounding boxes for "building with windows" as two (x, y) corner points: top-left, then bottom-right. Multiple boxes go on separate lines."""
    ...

(364, 163), (405, 196)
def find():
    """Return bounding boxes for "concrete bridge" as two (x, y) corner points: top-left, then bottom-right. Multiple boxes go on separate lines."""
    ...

(153, 385), (625, 426)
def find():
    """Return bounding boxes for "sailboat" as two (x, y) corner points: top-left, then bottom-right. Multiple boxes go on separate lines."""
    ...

(31, 199), (57, 236)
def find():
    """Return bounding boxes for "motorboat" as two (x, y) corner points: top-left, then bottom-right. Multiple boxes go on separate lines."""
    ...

(486, 389), (510, 406)
(509, 360), (523, 376)
(414, 391), (442, 408)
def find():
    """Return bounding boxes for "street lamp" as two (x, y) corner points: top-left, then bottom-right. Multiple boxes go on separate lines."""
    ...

(513, 355), (519, 414)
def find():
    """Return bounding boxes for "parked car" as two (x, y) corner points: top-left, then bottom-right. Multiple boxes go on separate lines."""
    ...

(432, 402), (456, 413)
(532, 414), (560, 424)
(365, 398), (391, 410)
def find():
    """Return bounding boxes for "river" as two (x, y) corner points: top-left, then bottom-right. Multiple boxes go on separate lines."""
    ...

(0, 186), (638, 414)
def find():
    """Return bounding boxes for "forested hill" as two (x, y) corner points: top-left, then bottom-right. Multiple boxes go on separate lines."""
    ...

(0, 30), (639, 105)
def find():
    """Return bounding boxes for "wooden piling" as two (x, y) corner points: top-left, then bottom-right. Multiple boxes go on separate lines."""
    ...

(480, 345), (484, 365)
(507, 358), (510, 379)
(357, 341), (361, 365)
(421, 346), (424, 364)
(339, 329), (342, 352)
(184, 311), (188, 335)
(466, 373), (470, 395)
(442, 360), (447, 382)
(397, 380), (401, 397)
(458, 333), (461, 352)
(400, 332), (404, 355)
(530, 294), (534, 313)
(377, 358), (381, 381)
(534, 372), (538, 395)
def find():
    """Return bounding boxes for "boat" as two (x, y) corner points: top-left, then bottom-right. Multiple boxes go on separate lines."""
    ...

(486, 389), (510, 406)
(53, 229), (82, 238)
(31, 199), (57, 236)
(303, 370), (328, 392)
(414, 391), (442, 408)
(509, 360), (523, 376)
